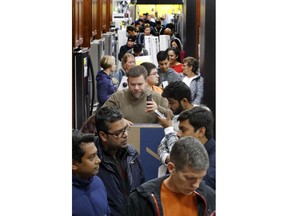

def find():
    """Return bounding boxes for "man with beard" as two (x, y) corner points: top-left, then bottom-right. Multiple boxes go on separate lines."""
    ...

(157, 81), (195, 170)
(102, 65), (169, 123)
(157, 82), (215, 190)
(94, 107), (145, 216)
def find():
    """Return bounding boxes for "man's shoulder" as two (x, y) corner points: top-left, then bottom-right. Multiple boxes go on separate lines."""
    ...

(126, 48), (133, 53)
(197, 181), (215, 198)
(114, 69), (124, 76)
(120, 45), (128, 50)
(126, 144), (140, 155)
(168, 68), (179, 74)
(151, 90), (162, 97)
(91, 175), (105, 187)
(110, 89), (128, 97)
(138, 175), (168, 193)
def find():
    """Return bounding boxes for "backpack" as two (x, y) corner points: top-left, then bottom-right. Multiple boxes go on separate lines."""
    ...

(136, 33), (145, 47)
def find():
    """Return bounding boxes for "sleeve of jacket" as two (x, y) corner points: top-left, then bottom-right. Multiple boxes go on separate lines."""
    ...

(118, 46), (125, 61)
(97, 79), (113, 105)
(143, 48), (149, 56)
(118, 46), (124, 61)
(157, 136), (169, 165)
(204, 166), (215, 190)
(193, 76), (204, 105)
(125, 191), (141, 216)
(157, 131), (179, 165)
(167, 70), (182, 83)
(153, 93), (169, 115)
(141, 33), (145, 47)
(125, 191), (154, 216)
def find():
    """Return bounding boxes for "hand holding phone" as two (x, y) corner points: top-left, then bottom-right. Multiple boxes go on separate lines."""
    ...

(147, 93), (152, 101)
(154, 109), (165, 118)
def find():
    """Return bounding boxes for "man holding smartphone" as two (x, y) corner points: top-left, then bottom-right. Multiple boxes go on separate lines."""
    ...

(102, 65), (169, 123)
(156, 81), (215, 190)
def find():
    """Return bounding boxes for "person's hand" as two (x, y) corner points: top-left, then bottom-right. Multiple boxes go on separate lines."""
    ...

(124, 118), (133, 126)
(145, 99), (158, 113)
(165, 155), (170, 164)
(157, 109), (173, 128)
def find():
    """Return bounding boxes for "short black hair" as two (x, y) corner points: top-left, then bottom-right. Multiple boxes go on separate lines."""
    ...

(95, 107), (123, 134)
(72, 130), (95, 163)
(126, 25), (136, 32)
(162, 81), (192, 103)
(177, 106), (214, 139)
(133, 43), (143, 53)
(157, 50), (168, 62)
(140, 62), (157, 75)
(127, 36), (136, 42)
(165, 23), (175, 31)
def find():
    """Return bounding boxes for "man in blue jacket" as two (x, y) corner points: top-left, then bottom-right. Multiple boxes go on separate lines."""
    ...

(72, 130), (111, 216)
(94, 107), (145, 216)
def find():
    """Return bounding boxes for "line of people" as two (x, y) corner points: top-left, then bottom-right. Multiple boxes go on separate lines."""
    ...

(73, 104), (215, 215)
(74, 17), (215, 214)
(74, 77), (216, 215)
(96, 52), (204, 112)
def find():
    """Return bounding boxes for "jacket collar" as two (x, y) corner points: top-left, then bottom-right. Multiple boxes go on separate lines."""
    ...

(204, 138), (215, 153)
(72, 175), (93, 188)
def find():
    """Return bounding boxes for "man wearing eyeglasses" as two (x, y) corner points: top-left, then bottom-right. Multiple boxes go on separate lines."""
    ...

(140, 62), (163, 94)
(94, 106), (145, 216)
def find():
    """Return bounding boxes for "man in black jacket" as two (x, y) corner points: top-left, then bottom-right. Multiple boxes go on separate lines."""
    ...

(126, 136), (215, 216)
(118, 36), (136, 61)
(95, 107), (145, 216)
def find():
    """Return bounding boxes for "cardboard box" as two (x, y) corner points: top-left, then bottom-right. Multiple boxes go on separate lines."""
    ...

(128, 123), (164, 181)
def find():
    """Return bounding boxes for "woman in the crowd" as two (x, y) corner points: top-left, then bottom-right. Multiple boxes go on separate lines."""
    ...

(170, 38), (186, 62)
(96, 55), (117, 109)
(182, 56), (204, 105)
(166, 47), (183, 73)
(113, 53), (135, 90)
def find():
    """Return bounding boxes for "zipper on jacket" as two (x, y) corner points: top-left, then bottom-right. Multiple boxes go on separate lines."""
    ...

(151, 193), (160, 216)
(129, 154), (138, 164)
(101, 157), (127, 194)
(127, 153), (140, 188)
(195, 191), (207, 216)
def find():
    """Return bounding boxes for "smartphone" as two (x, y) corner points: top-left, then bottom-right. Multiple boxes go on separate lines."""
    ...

(154, 109), (165, 118)
(147, 93), (152, 101)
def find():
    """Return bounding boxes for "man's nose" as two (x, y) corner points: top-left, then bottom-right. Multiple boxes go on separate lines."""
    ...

(191, 178), (202, 189)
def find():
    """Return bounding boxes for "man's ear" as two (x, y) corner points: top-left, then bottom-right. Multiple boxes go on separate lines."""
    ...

(197, 126), (206, 138)
(180, 98), (189, 109)
(72, 160), (78, 171)
(167, 161), (175, 174)
(99, 131), (108, 142)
